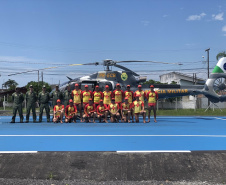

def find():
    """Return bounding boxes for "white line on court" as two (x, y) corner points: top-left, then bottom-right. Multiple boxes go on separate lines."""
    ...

(214, 117), (226, 120)
(1, 135), (226, 137)
(117, 150), (191, 153)
(0, 151), (38, 153)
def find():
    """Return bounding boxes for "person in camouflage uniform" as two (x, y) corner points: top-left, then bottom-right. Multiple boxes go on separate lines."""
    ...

(38, 85), (50, 122)
(51, 85), (63, 107)
(25, 85), (37, 123)
(63, 85), (71, 108)
(10, 87), (24, 123)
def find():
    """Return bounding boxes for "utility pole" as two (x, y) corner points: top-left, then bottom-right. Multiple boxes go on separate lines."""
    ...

(205, 48), (210, 107)
(205, 48), (210, 78)
(41, 71), (43, 87)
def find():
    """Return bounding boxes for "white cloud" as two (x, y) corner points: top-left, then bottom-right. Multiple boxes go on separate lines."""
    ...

(186, 13), (206, 21)
(222, 25), (226, 32)
(141, 20), (150, 26)
(0, 56), (41, 62)
(162, 14), (168, 18)
(212, 12), (224, 21)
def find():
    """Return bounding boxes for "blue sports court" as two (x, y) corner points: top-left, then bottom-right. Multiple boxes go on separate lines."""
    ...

(0, 116), (226, 152)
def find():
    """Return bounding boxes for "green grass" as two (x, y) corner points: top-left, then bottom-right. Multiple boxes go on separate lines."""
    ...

(154, 108), (226, 116)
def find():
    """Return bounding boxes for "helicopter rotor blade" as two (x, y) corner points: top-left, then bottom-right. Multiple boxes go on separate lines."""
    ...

(115, 60), (183, 65)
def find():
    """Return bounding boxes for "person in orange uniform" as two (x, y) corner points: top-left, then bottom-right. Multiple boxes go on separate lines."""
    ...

(65, 99), (77, 123)
(96, 99), (108, 123)
(93, 85), (103, 106)
(121, 97), (131, 123)
(134, 85), (146, 102)
(53, 99), (64, 123)
(83, 98), (96, 123)
(131, 95), (146, 123)
(103, 85), (112, 106)
(112, 83), (124, 108)
(108, 98), (120, 123)
(82, 85), (93, 109)
(124, 85), (134, 122)
(71, 83), (83, 121)
(146, 85), (158, 123)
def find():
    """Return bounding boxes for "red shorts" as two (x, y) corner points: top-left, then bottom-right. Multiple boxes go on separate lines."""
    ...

(74, 103), (81, 106)
(148, 103), (156, 107)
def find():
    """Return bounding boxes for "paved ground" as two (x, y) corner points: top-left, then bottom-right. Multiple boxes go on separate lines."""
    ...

(1, 116), (226, 152)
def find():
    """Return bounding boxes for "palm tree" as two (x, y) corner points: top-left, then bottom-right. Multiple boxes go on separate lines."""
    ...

(216, 51), (226, 60)
(2, 79), (18, 90)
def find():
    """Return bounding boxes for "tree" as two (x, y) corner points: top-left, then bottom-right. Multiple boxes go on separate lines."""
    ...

(216, 51), (226, 61)
(2, 79), (18, 90)
(26, 81), (52, 93)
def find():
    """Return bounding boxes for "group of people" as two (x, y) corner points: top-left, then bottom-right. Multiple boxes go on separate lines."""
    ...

(10, 83), (158, 123)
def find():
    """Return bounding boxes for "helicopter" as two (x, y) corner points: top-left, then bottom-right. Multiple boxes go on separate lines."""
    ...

(7, 58), (226, 103)
(56, 58), (226, 104)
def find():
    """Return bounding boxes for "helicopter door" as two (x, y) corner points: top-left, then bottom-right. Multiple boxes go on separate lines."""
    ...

(80, 81), (97, 91)
(98, 82), (113, 91)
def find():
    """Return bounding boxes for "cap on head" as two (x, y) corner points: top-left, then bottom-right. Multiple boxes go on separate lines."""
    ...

(69, 99), (73, 103)
(105, 85), (109, 88)
(42, 85), (46, 88)
(116, 83), (120, 87)
(138, 85), (142, 88)
(89, 98), (92, 101)
(56, 85), (59, 87)
(112, 98), (115, 101)
(127, 85), (130, 88)
(57, 99), (61, 103)
(125, 97), (128, 100)
(99, 99), (103, 102)
(29, 85), (33, 88)
(75, 83), (79, 87)
(150, 85), (154, 88)
(85, 85), (88, 88)
(95, 85), (99, 88)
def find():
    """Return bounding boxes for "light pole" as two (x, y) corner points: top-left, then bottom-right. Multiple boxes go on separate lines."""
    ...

(205, 48), (210, 78)
(205, 48), (210, 107)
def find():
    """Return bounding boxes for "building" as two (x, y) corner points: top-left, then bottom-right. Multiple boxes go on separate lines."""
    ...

(159, 72), (205, 85)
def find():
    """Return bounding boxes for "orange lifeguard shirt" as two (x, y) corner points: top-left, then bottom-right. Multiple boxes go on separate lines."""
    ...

(54, 105), (64, 117)
(93, 91), (103, 104)
(132, 100), (144, 114)
(124, 90), (133, 103)
(147, 91), (158, 103)
(108, 103), (119, 114)
(71, 89), (82, 104)
(134, 90), (146, 102)
(103, 91), (112, 105)
(121, 102), (131, 114)
(113, 90), (124, 103)
(65, 105), (77, 118)
(97, 104), (108, 115)
(82, 90), (93, 103)
(84, 104), (96, 116)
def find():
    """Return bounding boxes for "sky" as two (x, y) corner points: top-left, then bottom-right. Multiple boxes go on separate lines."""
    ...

(0, 0), (226, 87)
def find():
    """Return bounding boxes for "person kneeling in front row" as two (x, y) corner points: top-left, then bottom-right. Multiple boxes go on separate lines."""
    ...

(53, 99), (64, 123)
(108, 98), (120, 123)
(132, 95), (146, 123)
(65, 99), (77, 123)
(83, 98), (96, 123)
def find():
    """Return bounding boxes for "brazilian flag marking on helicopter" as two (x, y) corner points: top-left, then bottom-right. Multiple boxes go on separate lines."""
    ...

(212, 57), (226, 73)
(121, 72), (128, 81)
